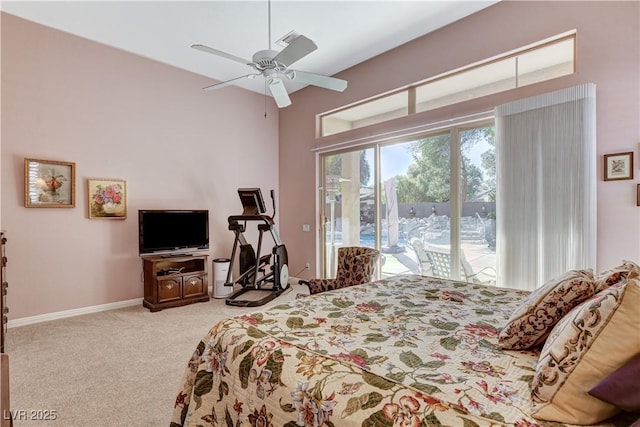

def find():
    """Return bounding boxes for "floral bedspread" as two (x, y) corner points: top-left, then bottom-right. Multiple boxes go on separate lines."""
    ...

(170, 275), (625, 427)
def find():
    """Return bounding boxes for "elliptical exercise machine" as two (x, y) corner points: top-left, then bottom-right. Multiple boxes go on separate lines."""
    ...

(224, 188), (289, 307)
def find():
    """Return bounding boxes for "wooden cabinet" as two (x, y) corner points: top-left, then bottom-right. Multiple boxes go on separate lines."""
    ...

(142, 255), (209, 312)
(1, 232), (7, 352)
(0, 354), (9, 427)
(1, 232), (10, 427)
(183, 275), (205, 297)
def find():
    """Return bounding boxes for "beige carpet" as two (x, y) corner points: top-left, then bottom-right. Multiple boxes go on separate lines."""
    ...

(5, 284), (306, 427)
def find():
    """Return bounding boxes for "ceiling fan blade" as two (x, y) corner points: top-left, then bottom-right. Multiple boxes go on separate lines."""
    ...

(273, 35), (317, 67)
(286, 70), (348, 92)
(191, 44), (252, 66)
(268, 78), (291, 108)
(203, 74), (261, 91)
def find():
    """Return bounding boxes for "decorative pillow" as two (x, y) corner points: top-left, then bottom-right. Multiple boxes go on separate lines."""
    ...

(594, 260), (640, 293)
(498, 269), (595, 350)
(531, 278), (640, 424)
(588, 353), (640, 412)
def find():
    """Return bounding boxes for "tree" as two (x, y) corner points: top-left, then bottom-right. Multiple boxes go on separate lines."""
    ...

(325, 150), (370, 188)
(397, 133), (450, 203)
(395, 127), (495, 203)
(461, 127), (494, 201)
(480, 128), (496, 201)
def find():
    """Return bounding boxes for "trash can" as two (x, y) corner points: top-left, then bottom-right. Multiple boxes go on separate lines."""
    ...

(213, 258), (232, 299)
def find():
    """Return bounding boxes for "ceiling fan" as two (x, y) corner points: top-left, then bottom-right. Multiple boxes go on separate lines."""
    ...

(191, 1), (347, 108)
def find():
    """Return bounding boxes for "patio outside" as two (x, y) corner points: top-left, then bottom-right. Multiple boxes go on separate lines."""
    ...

(330, 204), (497, 285)
(322, 125), (496, 285)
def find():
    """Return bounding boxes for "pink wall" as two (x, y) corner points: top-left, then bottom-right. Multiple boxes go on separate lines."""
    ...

(1, 2), (638, 320)
(1, 13), (280, 320)
(279, 1), (640, 276)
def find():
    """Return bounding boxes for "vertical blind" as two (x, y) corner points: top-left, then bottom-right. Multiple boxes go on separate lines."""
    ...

(495, 84), (597, 290)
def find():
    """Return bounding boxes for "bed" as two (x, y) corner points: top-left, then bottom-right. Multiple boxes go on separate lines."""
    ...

(170, 274), (637, 427)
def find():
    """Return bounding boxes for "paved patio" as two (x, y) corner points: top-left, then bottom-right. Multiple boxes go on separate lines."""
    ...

(380, 241), (497, 285)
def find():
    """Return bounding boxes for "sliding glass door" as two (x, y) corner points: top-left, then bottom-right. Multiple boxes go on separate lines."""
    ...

(459, 125), (496, 284)
(321, 148), (375, 278)
(380, 134), (450, 277)
(320, 122), (496, 285)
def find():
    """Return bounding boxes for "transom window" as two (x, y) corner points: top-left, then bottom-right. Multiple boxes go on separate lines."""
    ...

(320, 33), (575, 137)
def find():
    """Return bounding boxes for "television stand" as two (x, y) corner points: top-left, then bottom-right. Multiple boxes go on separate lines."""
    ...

(159, 252), (185, 258)
(142, 254), (209, 312)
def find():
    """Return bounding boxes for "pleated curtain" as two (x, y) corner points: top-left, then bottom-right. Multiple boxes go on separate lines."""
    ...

(495, 83), (597, 290)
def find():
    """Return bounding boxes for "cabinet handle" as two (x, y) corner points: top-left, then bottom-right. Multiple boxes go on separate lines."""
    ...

(189, 279), (198, 286)
(164, 283), (174, 290)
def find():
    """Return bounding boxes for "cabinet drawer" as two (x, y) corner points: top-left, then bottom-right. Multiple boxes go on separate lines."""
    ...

(157, 278), (181, 302)
(183, 274), (205, 297)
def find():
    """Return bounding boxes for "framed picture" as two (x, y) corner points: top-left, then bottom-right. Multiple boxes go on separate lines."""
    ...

(637, 184), (640, 207)
(87, 178), (127, 219)
(24, 158), (75, 208)
(604, 152), (634, 181)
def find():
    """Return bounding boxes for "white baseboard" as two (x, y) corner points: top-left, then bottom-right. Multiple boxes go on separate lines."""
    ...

(8, 278), (306, 328)
(7, 298), (144, 328)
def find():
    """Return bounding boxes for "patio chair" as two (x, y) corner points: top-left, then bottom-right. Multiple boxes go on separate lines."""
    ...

(303, 246), (380, 295)
(409, 237), (495, 284)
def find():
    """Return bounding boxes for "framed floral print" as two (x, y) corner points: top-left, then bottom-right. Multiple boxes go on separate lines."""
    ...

(88, 178), (127, 219)
(604, 152), (633, 181)
(24, 158), (76, 208)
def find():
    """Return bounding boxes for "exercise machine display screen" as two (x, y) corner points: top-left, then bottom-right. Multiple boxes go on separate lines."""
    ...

(238, 188), (266, 215)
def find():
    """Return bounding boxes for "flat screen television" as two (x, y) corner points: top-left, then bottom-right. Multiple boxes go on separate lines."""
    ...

(138, 210), (209, 256)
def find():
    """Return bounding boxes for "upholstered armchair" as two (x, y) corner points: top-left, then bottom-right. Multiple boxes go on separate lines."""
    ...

(306, 246), (380, 295)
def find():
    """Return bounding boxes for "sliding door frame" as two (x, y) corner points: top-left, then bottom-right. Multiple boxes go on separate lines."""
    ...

(317, 116), (494, 280)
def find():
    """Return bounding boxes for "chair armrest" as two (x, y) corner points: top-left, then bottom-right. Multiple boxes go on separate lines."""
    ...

(466, 266), (496, 278)
(306, 278), (341, 295)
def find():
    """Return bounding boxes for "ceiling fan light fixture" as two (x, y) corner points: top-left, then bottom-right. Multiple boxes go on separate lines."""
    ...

(267, 77), (292, 108)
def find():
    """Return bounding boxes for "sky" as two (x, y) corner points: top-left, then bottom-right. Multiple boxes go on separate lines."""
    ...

(364, 138), (492, 186)
(381, 144), (413, 181)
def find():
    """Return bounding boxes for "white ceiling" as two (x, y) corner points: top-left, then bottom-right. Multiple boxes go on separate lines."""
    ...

(1, 0), (498, 95)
